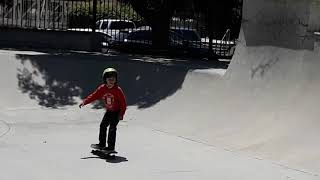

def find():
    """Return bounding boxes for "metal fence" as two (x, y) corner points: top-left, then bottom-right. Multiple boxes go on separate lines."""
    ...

(0, 0), (238, 58)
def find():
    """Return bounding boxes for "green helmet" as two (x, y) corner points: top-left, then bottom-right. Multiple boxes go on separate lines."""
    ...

(102, 68), (118, 83)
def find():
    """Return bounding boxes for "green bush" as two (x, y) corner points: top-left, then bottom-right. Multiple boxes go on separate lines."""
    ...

(67, 2), (143, 28)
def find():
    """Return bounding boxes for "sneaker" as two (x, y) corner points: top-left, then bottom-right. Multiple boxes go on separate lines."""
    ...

(102, 146), (115, 152)
(91, 144), (105, 150)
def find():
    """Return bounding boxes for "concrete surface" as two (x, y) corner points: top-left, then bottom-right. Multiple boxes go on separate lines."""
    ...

(0, 0), (320, 179)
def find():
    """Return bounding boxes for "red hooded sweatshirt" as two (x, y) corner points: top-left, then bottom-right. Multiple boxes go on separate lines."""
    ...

(82, 84), (127, 118)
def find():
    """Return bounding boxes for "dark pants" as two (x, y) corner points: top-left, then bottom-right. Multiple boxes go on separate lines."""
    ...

(99, 111), (120, 149)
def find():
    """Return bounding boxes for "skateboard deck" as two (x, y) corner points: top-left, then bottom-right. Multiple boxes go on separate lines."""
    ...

(90, 144), (118, 155)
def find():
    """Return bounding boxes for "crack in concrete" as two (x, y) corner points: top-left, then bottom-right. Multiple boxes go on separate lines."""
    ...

(251, 57), (279, 78)
(0, 119), (11, 138)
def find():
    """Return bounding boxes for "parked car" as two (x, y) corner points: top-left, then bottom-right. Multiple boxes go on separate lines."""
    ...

(169, 27), (204, 49)
(170, 28), (202, 42)
(111, 26), (151, 46)
(68, 19), (136, 38)
(120, 28), (208, 56)
(68, 19), (136, 47)
(171, 27), (236, 57)
(95, 19), (136, 37)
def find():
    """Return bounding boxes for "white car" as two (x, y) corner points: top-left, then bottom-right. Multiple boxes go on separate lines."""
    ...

(68, 19), (136, 38)
(68, 19), (136, 48)
(95, 19), (136, 37)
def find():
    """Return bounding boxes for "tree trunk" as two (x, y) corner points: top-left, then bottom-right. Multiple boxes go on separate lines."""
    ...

(126, 0), (173, 50)
(150, 13), (170, 49)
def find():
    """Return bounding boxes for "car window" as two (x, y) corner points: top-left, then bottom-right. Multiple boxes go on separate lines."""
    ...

(101, 21), (109, 29)
(95, 21), (101, 29)
(169, 31), (184, 45)
(182, 30), (200, 41)
(113, 32), (129, 41)
(109, 21), (135, 29)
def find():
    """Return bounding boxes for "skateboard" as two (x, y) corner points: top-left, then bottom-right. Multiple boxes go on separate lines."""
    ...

(90, 144), (118, 158)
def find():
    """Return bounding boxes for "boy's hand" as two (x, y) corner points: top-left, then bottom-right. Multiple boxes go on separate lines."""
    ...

(79, 103), (84, 108)
(118, 115), (123, 121)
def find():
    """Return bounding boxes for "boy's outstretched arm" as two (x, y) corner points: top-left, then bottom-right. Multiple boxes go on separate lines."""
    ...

(79, 85), (104, 108)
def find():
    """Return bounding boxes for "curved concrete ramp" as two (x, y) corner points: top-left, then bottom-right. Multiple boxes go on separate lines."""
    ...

(0, 0), (320, 180)
(134, 0), (320, 176)
(225, 0), (320, 174)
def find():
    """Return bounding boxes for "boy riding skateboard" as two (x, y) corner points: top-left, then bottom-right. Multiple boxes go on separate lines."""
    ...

(79, 68), (127, 152)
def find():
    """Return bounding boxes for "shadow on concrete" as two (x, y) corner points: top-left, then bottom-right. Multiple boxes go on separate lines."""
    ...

(15, 50), (229, 109)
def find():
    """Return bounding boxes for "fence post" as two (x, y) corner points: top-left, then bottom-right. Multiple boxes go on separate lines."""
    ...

(92, 0), (97, 32)
(208, 1), (214, 59)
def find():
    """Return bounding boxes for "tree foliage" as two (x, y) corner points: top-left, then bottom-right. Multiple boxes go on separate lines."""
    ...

(0, 0), (13, 6)
(68, 2), (142, 28)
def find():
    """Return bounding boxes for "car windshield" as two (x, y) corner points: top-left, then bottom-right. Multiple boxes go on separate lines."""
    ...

(109, 21), (135, 29)
(101, 21), (109, 29)
(96, 21), (101, 29)
(112, 32), (129, 41)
